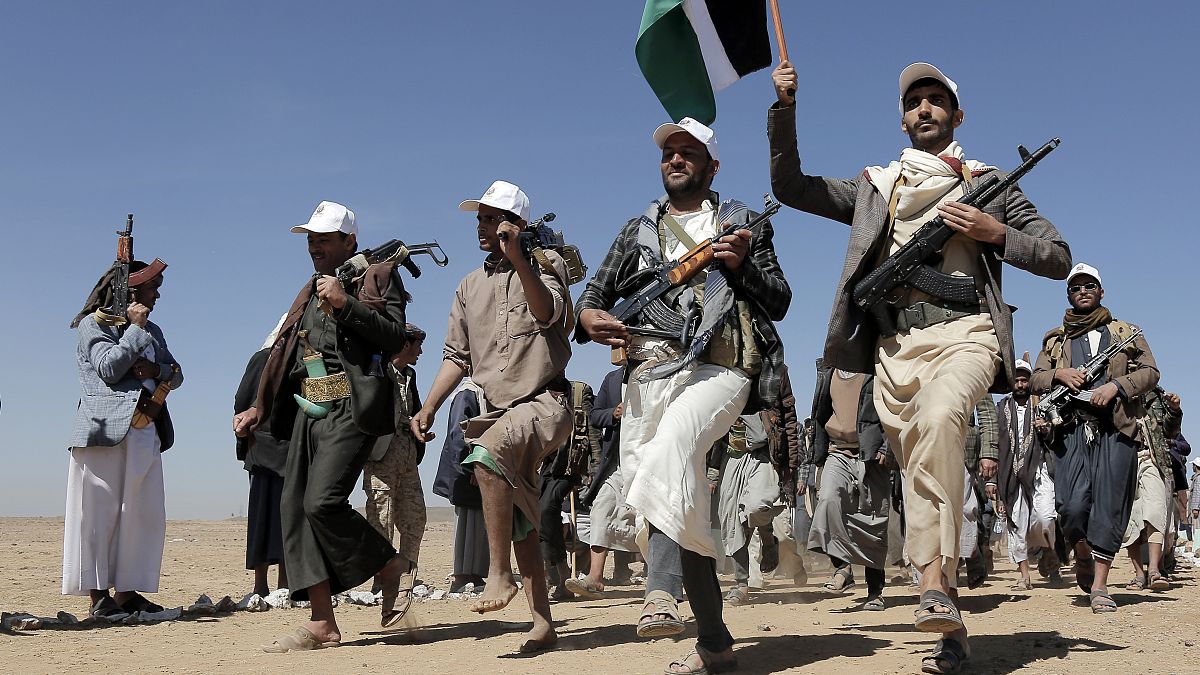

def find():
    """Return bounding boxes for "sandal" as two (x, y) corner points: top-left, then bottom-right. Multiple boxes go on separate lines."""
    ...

(921, 637), (969, 674)
(637, 589), (686, 638)
(1148, 573), (1170, 592)
(823, 566), (855, 593)
(863, 595), (885, 611)
(1124, 575), (1146, 591)
(117, 592), (164, 614)
(564, 576), (606, 600)
(90, 596), (127, 618)
(664, 645), (738, 674)
(724, 586), (749, 607)
(381, 564), (417, 628)
(1009, 579), (1033, 591)
(913, 589), (964, 633)
(262, 627), (341, 653)
(1089, 590), (1118, 613)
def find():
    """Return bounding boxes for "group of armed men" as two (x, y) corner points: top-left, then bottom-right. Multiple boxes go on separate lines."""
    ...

(65, 60), (1193, 675)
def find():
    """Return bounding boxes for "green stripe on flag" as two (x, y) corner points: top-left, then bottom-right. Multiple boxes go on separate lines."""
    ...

(636, 0), (716, 125)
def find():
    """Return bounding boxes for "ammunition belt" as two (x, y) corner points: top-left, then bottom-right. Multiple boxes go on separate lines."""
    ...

(892, 300), (986, 333)
(301, 372), (351, 403)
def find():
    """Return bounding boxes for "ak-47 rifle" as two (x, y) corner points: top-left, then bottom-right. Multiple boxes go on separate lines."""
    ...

(319, 239), (449, 314)
(609, 196), (782, 364)
(1036, 326), (1143, 429)
(95, 214), (135, 326)
(852, 138), (1061, 336)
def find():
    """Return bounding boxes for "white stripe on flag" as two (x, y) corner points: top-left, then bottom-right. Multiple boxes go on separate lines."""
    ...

(682, 0), (739, 93)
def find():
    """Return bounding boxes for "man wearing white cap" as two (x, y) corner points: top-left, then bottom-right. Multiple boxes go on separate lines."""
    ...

(1119, 385), (1182, 591)
(1031, 263), (1159, 614)
(235, 201), (413, 651)
(577, 118), (791, 674)
(990, 357), (1059, 591)
(767, 60), (1071, 673)
(411, 181), (573, 654)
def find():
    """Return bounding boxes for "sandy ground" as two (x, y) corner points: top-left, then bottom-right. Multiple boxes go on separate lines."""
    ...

(1, 513), (1195, 674)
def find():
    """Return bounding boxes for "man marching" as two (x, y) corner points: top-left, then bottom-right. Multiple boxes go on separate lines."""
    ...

(577, 118), (791, 674)
(1031, 263), (1160, 613)
(411, 181), (573, 654)
(768, 61), (1071, 673)
(236, 201), (412, 652)
(990, 358), (1059, 590)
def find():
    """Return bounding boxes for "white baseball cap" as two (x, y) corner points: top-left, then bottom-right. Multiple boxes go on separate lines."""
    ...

(1192, 457), (1200, 469)
(1014, 359), (1032, 374)
(1067, 262), (1103, 287)
(899, 62), (959, 114)
(291, 200), (357, 236)
(459, 180), (530, 222)
(653, 117), (719, 161)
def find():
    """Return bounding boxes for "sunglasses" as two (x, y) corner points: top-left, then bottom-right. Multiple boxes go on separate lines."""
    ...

(1068, 282), (1099, 294)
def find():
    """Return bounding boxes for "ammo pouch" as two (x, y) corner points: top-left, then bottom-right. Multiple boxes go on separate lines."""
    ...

(702, 299), (762, 376)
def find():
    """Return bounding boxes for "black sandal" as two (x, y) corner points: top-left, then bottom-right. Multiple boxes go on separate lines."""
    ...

(921, 637), (969, 674)
(117, 592), (163, 614)
(90, 596), (127, 618)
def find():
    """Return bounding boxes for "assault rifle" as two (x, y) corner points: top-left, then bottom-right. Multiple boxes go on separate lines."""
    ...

(608, 196), (781, 361)
(1036, 326), (1143, 428)
(95, 214), (135, 326)
(852, 138), (1061, 336)
(498, 212), (588, 285)
(320, 240), (449, 314)
(332, 239), (448, 283)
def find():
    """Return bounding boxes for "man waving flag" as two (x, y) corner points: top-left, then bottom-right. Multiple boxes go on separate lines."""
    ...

(636, 0), (773, 124)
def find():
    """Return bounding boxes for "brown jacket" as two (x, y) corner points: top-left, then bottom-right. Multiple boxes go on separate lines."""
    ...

(1030, 318), (1159, 440)
(255, 261), (408, 438)
(768, 103), (1072, 392)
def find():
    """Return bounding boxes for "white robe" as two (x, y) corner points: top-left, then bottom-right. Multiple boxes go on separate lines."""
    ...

(62, 425), (165, 595)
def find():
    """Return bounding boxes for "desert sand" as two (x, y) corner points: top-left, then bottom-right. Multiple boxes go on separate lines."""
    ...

(1, 512), (1194, 674)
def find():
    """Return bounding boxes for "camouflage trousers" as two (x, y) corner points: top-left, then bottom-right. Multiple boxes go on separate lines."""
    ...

(362, 443), (426, 565)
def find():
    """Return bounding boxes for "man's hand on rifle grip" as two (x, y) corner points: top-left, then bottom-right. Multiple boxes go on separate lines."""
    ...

(713, 229), (752, 271)
(579, 309), (629, 347)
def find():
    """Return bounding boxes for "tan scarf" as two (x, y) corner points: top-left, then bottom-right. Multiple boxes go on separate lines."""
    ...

(1062, 305), (1112, 340)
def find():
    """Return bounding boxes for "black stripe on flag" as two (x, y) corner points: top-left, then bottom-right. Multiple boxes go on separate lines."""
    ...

(704, 0), (772, 76)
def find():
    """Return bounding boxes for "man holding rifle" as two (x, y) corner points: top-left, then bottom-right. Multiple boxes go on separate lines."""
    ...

(577, 118), (790, 674)
(1030, 263), (1160, 613)
(410, 181), (573, 654)
(234, 201), (412, 652)
(768, 62), (1070, 673)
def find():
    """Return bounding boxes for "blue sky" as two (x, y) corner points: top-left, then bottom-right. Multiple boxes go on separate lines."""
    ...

(2, 2), (1196, 519)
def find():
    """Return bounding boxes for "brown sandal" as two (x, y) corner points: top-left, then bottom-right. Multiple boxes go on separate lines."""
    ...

(637, 590), (685, 638)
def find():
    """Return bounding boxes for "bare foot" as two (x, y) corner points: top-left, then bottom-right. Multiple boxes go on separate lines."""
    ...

(517, 624), (558, 653)
(468, 575), (519, 614)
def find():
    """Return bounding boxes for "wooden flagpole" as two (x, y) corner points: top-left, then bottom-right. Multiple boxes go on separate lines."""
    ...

(769, 0), (789, 62)
(768, 0), (794, 97)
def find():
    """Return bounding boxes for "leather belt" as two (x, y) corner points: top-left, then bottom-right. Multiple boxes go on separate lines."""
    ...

(301, 372), (351, 403)
(893, 300), (986, 333)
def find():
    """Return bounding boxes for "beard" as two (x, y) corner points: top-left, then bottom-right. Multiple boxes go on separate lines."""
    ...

(662, 163), (710, 201)
(906, 118), (954, 152)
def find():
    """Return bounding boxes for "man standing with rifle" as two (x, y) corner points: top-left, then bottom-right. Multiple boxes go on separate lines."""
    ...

(577, 118), (790, 675)
(234, 201), (412, 652)
(768, 62), (1070, 674)
(1030, 263), (1160, 613)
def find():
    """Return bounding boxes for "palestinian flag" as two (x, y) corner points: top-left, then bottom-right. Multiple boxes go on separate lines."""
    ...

(636, 0), (772, 125)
